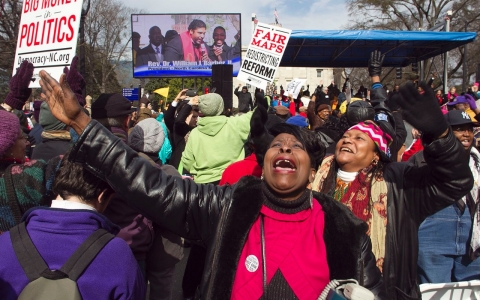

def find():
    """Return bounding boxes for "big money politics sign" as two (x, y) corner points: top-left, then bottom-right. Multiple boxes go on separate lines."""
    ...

(13, 0), (84, 87)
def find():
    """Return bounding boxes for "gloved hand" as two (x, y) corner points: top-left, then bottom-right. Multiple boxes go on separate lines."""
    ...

(464, 94), (477, 110)
(4, 60), (34, 110)
(250, 105), (268, 138)
(250, 106), (272, 167)
(386, 93), (401, 111)
(63, 56), (86, 106)
(398, 81), (448, 139)
(370, 87), (387, 104)
(368, 50), (385, 77)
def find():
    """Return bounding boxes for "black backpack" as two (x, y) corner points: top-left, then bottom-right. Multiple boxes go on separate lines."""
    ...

(10, 222), (114, 300)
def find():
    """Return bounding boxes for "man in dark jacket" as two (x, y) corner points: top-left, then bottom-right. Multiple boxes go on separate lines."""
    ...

(136, 26), (165, 67)
(234, 84), (253, 113)
(90, 94), (155, 278)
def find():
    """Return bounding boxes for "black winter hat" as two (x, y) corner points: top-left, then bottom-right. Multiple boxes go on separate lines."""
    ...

(346, 101), (375, 126)
(91, 94), (135, 119)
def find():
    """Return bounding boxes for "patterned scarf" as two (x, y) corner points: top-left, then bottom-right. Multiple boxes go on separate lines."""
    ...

(313, 155), (388, 271)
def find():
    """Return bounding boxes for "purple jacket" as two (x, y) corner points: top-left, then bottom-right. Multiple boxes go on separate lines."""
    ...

(0, 207), (146, 300)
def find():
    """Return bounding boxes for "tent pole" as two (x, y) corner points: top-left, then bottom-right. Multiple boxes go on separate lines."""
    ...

(462, 21), (468, 93)
(443, 11), (452, 94)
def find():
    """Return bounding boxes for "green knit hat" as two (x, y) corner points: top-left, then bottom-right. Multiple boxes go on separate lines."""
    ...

(198, 93), (224, 116)
(40, 101), (67, 131)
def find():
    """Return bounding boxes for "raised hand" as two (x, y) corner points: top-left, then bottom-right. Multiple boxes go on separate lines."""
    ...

(4, 60), (35, 110)
(368, 50), (385, 77)
(175, 89), (188, 102)
(63, 56), (86, 105)
(398, 81), (447, 139)
(250, 105), (271, 167)
(464, 94), (477, 110)
(39, 71), (90, 134)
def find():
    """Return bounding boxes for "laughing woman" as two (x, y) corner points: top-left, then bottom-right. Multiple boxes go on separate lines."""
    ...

(312, 82), (473, 300)
(39, 70), (386, 299)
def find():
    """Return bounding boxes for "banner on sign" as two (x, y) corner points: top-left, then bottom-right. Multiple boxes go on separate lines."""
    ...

(283, 78), (306, 99)
(237, 22), (291, 90)
(12, 0), (84, 88)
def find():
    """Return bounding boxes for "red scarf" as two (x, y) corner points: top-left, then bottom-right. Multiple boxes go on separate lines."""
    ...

(339, 169), (372, 221)
(180, 31), (202, 62)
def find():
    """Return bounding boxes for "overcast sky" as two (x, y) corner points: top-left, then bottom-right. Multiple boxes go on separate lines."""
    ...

(120, 0), (349, 45)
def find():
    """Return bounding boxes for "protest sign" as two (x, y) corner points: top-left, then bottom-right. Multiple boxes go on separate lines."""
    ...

(122, 88), (140, 101)
(237, 22), (291, 90)
(12, 0), (84, 88)
(283, 78), (306, 99)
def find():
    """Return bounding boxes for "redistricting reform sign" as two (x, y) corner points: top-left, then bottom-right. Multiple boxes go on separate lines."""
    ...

(237, 23), (291, 90)
(13, 0), (84, 88)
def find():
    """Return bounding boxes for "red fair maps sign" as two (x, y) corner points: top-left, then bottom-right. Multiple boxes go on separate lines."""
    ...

(13, 0), (84, 88)
(237, 23), (291, 90)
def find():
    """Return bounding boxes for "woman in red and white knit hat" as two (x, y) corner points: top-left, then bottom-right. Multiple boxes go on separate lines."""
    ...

(312, 82), (473, 299)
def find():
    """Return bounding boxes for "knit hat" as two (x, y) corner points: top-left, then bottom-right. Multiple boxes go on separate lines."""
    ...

(0, 110), (21, 157)
(274, 105), (290, 116)
(286, 115), (309, 128)
(128, 118), (165, 154)
(198, 93), (224, 116)
(39, 101), (67, 131)
(33, 100), (42, 123)
(91, 94), (135, 119)
(316, 104), (331, 113)
(347, 121), (392, 161)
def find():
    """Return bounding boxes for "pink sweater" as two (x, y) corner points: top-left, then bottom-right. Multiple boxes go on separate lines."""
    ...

(231, 200), (330, 299)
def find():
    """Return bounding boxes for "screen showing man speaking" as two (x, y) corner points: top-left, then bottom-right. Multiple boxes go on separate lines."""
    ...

(132, 14), (241, 78)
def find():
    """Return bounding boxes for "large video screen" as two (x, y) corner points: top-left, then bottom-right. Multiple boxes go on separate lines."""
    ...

(131, 14), (241, 78)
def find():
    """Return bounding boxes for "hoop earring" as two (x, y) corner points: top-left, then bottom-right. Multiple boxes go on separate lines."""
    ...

(372, 159), (378, 166)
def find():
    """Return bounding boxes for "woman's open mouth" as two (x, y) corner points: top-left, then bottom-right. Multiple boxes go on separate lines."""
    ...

(340, 147), (353, 153)
(273, 158), (297, 173)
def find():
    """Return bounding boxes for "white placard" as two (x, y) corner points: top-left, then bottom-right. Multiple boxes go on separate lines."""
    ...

(12, 0), (84, 88)
(283, 78), (307, 99)
(237, 22), (291, 90)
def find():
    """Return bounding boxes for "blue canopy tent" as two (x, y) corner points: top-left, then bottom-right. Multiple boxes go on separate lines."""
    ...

(281, 30), (477, 68)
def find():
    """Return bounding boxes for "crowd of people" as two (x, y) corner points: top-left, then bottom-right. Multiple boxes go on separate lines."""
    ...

(0, 49), (478, 300)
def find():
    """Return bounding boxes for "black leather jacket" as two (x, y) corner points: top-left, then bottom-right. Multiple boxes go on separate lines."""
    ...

(376, 130), (472, 299)
(70, 120), (387, 299)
